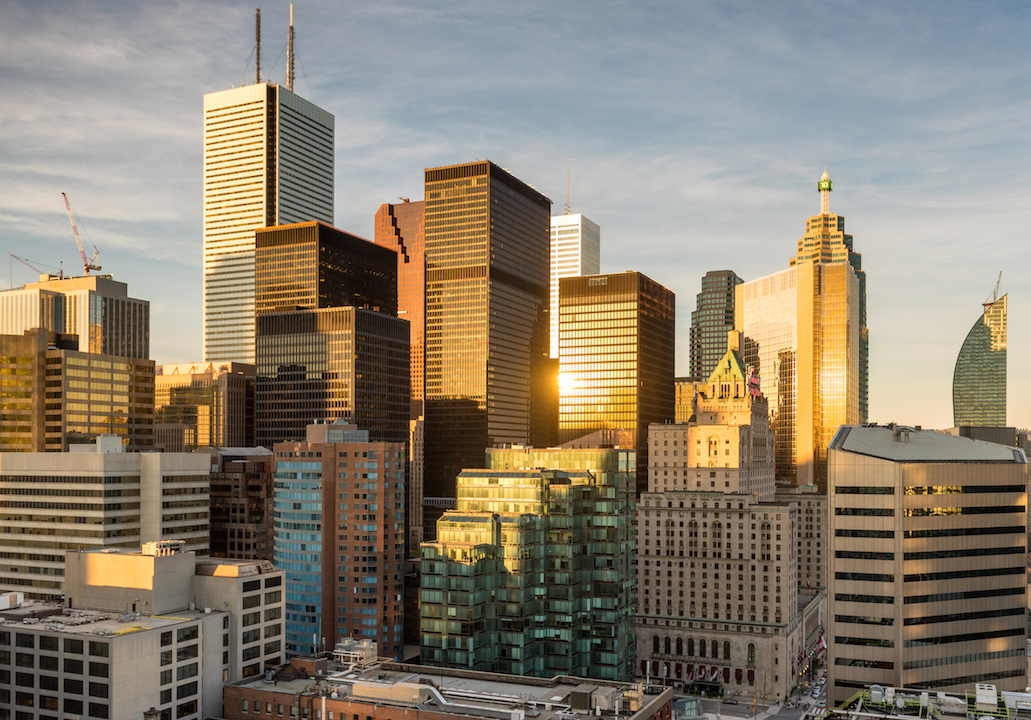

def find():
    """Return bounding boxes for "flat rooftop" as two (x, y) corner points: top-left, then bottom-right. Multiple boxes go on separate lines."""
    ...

(0, 601), (214, 637)
(831, 425), (1024, 463)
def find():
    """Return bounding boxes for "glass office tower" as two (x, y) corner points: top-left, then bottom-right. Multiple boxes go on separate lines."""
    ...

(688, 270), (742, 381)
(736, 172), (865, 489)
(202, 84), (334, 364)
(953, 293), (1007, 427)
(422, 161), (551, 514)
(557, 271), (675, 494)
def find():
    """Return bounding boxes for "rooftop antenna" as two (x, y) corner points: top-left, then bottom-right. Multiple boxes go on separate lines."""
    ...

(255, 8), (261, 85)
(564, 156), (570, 214)
(287, 4), (295, 91)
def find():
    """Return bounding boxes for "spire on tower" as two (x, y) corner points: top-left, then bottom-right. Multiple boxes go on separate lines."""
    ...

(287, 3), (295, 91)
(818, 169), (832, 215)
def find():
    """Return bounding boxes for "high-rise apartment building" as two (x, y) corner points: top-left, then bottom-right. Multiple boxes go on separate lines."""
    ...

(736, 172), (865, 488)
(422, 161), (552, 518)
(0, 438), (210, 599)
(550, 213), (601, 358)
(374, 200), (426, 402)
(0, 274), (150, 359)
(273, 422), (406, 659)
(253, 222), (409, 446)
(194, 446), (275, 560)
(953, 292), (1007, 427)
(827, 424), (1027, 704)
(155, 362), (255, 451)
(202, 83), (334, 364)
(688, 270), (742, 381)
(420, 443), (637, 681)
(635, 338), (824, 701)
(558, 271), (675, 494)
(0, 328), (155, 452)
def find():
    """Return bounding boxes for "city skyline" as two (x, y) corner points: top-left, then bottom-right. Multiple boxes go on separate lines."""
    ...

(3, 2), (1031, 430)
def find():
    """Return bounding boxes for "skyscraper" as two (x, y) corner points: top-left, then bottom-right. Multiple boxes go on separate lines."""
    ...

(422, 161), (551, 517)
(550, 213), (601, 358)
(827, 424), (1027, 704)
(155, 361), (256, 451)
(374, 200), (426, 402)
(202, 83), (334, 364)
(688, 270), (742, 381)
(953, 291), (1007, 427)
(736, 172), (865, 488)
(253, 222), (409, 447)
(558, 271), (675, 494)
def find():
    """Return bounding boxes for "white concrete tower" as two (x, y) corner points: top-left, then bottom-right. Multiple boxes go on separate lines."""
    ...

(549, 213), (600, 358)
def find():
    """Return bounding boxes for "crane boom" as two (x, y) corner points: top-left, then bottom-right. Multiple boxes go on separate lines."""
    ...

(61, 192), (101, 275)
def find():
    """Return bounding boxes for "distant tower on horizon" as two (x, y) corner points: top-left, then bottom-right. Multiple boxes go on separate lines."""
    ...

(688, 270), (742, 381)
(736, 171), (867, 489)
(202, 10), (334, 364)
(953, 282), (1007, 427)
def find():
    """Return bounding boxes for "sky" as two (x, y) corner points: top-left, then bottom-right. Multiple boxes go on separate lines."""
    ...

(2, 0), (1030, 430)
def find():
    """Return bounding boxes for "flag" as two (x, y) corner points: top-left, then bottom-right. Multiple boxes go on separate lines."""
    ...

(807, 567), (811, 590)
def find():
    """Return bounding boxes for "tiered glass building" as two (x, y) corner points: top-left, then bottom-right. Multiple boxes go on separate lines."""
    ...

(688, 270), (742, 381)
(420, 445), (637, 681)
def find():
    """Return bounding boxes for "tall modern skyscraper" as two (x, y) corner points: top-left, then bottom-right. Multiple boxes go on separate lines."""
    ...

(202, 83), (334, 364)
(550, 213), (601, 358)
(688, 270), (742, 381)
(422, 161), (552, 515)
(253, 221), (408, 447)
(374, 200), (426, 402)
(558, 271), (675, 494)
(736, 172), (866, 489)
(953, 291), (1007, 427)
(827, 424), (1027, 704)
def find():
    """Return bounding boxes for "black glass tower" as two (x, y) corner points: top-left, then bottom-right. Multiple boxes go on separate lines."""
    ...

(688, 270), (742, 381)
(422, 161), (552, 514)
(254, 222), (409, 446)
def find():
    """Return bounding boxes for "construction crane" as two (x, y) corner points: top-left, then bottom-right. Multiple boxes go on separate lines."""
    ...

(10, 254), (62, 280)
(61, 192), (101, 275)
(984, 271), (1002, 310)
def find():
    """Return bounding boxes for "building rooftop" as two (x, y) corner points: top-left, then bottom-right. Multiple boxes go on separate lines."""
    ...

(0, 600), (213, 637)
(828, 684), (1031, 720)
(830, 425), (1025, 463)
(232, 659), (672, 720)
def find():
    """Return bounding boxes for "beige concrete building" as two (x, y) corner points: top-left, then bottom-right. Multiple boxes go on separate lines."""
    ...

(637, 337), (825, 701)
(0, 439), (210, 598)
(827, 425), (1027, 705)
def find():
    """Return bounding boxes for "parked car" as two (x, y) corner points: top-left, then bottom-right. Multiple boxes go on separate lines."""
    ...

(723, 698), (738, 705)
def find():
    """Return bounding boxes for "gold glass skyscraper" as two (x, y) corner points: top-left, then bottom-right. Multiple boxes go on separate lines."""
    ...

(953, 292), (1007, 427)
(422, 161), (552, 510)
(736, 172), (866, 488)
(558, 271), (675, 493)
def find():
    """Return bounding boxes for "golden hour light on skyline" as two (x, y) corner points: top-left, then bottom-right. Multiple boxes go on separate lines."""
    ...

(2, 2), (1030, 429)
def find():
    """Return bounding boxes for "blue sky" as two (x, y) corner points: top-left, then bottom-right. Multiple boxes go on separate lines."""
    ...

(2, 1), (1030, 430)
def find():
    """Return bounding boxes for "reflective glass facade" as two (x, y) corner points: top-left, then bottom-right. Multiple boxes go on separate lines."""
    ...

(255, 222), (396, 317)
(420, 445), (637, 680)
(155, 362), (255, 451)
(374, 200), (426, 402)
(558, 272), (675, 494)
(423, 161), (551, 506)
(273, 438), (406, 659)
(953, 294), (1007, 427)
(688, 270), (742, 381)
(203, 84), (334, 364)
(255, 308), (410, 447)
(737, 262), (860, 488)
